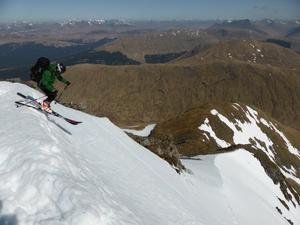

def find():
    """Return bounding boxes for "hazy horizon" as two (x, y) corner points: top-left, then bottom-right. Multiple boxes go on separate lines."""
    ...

(0, 0), (299, 22)
(2, 18), (300, 24)
(1, 17), (300, 23)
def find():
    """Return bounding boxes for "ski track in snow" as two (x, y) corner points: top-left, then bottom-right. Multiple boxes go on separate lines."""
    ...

(0, 82), (299, 225)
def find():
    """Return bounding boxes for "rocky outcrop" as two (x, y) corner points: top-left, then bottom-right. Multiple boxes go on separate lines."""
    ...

(128, 133), (185, 173)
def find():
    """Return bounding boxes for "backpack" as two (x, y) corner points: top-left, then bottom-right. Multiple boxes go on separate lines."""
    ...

(30, 57), (50, 82)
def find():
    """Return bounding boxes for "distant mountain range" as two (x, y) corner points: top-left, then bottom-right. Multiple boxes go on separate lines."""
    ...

(1, 19), (300, 80)
(95, 19), (300, 63)
(0, 19), (131, 31)
(210, 19), (267, 35)
(1, 19), (299, 35)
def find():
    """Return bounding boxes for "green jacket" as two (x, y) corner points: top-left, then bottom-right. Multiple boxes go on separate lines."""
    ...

(39, 63), (69, 92)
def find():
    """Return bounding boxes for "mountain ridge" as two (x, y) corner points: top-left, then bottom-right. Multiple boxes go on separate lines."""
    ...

(172, 39), (300, 68)
(58, 59), (300, 131)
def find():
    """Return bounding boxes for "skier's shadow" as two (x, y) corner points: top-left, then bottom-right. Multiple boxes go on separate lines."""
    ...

(48, 117), (72, 135)
(0, 201), (18, 225)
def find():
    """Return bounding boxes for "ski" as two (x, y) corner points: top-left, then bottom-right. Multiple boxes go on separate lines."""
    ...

(16, 93), (82, 125)
(15, 101), (43, 111)
(48, 109), (82, 125)
(17, 92), (48, 107)
(17, 92), (29, 99)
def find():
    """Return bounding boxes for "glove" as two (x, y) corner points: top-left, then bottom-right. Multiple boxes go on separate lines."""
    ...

(65, 81), (71, 86)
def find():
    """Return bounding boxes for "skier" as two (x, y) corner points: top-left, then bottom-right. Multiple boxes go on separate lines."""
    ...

(38, 62), (71, 113)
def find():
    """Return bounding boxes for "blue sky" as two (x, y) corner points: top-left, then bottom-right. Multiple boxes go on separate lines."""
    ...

(0, 0), (299, 22)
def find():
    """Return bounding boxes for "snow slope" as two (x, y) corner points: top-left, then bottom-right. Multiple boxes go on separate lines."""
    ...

(0, 82), (299, 225)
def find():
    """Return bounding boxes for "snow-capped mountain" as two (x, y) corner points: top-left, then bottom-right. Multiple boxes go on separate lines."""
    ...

(0, 19), (131, 32)
(60, 19), (106, 27)
(0, 82), (299, 225)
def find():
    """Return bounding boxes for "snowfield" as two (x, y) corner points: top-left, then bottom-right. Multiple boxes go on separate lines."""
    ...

(0, 82), (299, 225)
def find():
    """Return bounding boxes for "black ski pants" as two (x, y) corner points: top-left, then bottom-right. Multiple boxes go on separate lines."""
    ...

(39, 85), (57, 103)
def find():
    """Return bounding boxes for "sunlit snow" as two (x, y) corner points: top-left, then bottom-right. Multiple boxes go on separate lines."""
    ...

(199, 118), (230, 148)
(208, 105), (276, 159)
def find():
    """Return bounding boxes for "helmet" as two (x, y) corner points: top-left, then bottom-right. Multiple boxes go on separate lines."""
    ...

(56, 63), (66, 74)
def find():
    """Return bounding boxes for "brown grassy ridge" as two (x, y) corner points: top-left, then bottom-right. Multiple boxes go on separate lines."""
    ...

(173, 39), (300, 69)
(96, 31), (218, 63)
(150, 101), (300, 160)
(59, 60), (300, 131)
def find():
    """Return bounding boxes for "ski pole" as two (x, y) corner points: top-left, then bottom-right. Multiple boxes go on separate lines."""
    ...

(16, 95), (46, 108)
